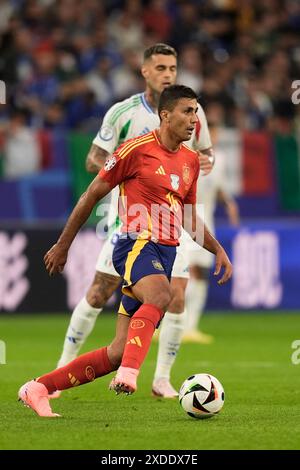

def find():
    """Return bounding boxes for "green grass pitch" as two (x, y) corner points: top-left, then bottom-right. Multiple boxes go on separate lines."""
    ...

(1, 312), (300, 450)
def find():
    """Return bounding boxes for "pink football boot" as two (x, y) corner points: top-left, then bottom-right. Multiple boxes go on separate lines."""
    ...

(18, 380), (60, 417)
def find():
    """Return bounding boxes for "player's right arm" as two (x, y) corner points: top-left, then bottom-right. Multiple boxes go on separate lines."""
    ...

(44, 142), (139, 275)
(85, 144), (109, 173)
(44, 176), (112, 275)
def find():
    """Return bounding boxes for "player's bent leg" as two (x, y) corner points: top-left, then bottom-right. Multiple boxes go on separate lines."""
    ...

(49, 273), (120, 399)
(110, 238), (176, 396)
(108, 313), (140, 395)
(111, 275), (171, 396)
(152, 277), (188, 398)
(57, 271), (121, 369)
(108, 303), (141, 395)
(20, 345), (118, 416)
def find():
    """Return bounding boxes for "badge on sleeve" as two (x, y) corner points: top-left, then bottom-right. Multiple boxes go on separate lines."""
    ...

(104, 156), (117, 171)
(99, 125), (114, 141)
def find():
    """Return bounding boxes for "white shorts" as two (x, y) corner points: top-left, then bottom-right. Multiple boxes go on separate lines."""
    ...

(95, 231), (120, 276)
(95, 230), (190, 279)
(183, 232), (214, 269)
(171, 238), (190, 279)
(172, 228), (214, 277)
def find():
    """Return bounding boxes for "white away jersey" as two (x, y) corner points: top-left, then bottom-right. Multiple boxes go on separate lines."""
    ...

(93, 92), (212, 228)
(196, 148), (227, 231)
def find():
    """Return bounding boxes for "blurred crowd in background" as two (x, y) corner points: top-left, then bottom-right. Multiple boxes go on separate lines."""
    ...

(0, 0), (299, 313)
(0, 0), (299, 209)
(0, 0), (299, 131)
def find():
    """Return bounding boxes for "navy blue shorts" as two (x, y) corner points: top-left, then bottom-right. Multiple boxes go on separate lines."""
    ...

(112, 235), (177, 317)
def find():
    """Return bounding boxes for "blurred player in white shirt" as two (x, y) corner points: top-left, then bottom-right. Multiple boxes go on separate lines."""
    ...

(183, 124), (240, 343)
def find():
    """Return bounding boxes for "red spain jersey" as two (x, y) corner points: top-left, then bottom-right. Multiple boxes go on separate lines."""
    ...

(98, 130), (200, 246)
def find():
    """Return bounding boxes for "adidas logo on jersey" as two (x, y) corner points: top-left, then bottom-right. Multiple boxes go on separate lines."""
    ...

(68, 373), (81, 387)
(127, 336), (142, 347)
(155, 165), (166, 175)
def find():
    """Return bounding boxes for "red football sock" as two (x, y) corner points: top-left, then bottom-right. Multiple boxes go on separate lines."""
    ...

(37, 347), (115, 394)
(121, 303), (163, 370)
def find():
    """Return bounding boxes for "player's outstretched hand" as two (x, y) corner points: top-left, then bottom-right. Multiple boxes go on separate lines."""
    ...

(214, 247), (232, 285)
(44, 243), (68, 276)
(198, 151), (214, 175)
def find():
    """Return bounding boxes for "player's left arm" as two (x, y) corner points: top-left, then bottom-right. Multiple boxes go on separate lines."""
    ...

(44, 176), (111, 275)
(217, 189), (240, 226)
(184, 204), (232, 285)
(183, 160), (232, 284)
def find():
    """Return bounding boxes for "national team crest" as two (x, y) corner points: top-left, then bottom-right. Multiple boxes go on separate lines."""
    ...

(152, 260), (164, 271)
(170, 174), (180, 191)
(182, 164), (191, 185)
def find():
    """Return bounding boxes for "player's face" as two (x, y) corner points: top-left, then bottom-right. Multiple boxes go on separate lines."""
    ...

(142, 54), (177, 94)
(168, 98), (198, 141)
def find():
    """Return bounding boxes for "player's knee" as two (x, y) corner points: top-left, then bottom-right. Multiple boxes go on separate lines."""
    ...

(148, 290), (172, 311)
(86, 286), (107, 308)
(86, 273), (120, 308)
(168, 290), (185, 313)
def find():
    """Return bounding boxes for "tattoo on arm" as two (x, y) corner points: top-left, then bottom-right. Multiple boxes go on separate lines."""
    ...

(86, 144), (109, 173)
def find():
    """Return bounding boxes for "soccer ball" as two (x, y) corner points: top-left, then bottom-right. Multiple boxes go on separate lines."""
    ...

(179, 373), (225, 419)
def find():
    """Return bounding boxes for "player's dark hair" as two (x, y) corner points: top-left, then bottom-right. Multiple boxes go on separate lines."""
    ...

(143, 43), (177, 62)
(158, 85), (198, 118)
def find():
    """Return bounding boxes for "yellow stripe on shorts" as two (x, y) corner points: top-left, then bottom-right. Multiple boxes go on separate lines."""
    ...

(123, 239), (149, 295)
(118, 301), (130, 317)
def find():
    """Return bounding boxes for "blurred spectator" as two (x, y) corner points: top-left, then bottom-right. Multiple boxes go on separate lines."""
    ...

(269, 99), (296, 135)
(72, 32), (98, 74)
(0, 1), (15, 34)
(111, 48), (144, 100)
(168, 1), (200, 49)
(65, 92), (106, 132)
(142, 0), (173, 41)
(93, 26), (122, 69)
(109, 0), (144, 51)
(205, 101), (226, 128)
(44, 101), (67, 130)
(177, 43), (203, 94)
(13, 27), (35, 84)
(20, 49), (61, 126)
(84, 55), (115, 108)
(1, 109), (41, 179)
(0, 0), (298, 132)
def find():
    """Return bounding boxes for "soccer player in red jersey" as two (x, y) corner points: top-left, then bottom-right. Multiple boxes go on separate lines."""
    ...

(18, 85), (232, 417)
